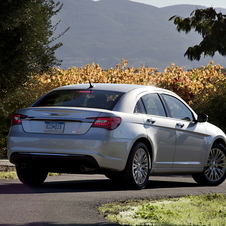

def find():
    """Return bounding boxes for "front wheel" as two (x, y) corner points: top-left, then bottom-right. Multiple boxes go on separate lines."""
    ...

(123, 142), (150, 190)
(16, 166), (48, 186)
(192, 143), (226, 186)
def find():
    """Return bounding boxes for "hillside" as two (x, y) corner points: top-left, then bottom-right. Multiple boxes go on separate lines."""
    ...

(53, 0), (226, 71)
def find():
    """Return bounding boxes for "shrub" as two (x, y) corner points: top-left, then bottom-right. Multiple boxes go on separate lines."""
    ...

(191, 83), (226, 132)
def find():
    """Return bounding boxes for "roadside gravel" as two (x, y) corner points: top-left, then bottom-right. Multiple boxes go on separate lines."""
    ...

(0, 160), (15, 172)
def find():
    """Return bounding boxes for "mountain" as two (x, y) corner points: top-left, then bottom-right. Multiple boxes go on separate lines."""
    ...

(53, 0), (226, 71)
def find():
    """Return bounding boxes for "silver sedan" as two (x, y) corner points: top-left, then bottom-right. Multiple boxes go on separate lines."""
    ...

(7, 83), (226, 189)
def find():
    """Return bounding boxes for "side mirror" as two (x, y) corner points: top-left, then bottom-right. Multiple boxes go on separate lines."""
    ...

(196, 114), (208, 123)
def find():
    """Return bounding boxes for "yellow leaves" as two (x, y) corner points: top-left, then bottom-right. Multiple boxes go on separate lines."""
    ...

(27, 59), (226, 106)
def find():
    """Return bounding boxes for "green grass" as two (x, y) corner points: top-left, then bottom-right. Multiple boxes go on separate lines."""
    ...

(0, 171), (17, 180)
(99, 193), (226, 226)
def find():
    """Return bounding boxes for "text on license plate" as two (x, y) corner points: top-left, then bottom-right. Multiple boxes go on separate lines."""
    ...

(45, 122), (65, 133)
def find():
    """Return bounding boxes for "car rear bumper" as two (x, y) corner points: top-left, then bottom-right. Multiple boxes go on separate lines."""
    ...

(10, 152), (100, 174)
(7, 126), (134, 172)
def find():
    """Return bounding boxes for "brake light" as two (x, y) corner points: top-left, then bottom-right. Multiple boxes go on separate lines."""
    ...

(79, 91), (93, 93)
(11, 114), (27, 126)
(89, 117), (121, 130)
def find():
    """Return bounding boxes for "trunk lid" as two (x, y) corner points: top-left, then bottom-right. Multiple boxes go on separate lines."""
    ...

(18, 107), (102, 135)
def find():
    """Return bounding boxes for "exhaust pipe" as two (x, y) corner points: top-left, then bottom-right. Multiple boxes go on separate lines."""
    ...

(20, 162), (26, 169)
(80, 165), (96, 172)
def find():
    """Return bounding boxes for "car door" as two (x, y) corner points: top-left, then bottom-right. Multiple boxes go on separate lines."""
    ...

(136, 93), (176, 170)
(162, 94), (208, 170)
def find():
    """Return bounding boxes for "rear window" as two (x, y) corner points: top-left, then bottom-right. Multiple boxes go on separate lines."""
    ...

(33, 90), (124, 110)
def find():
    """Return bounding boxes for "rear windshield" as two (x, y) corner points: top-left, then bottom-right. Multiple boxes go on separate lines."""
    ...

(33, 90), (124, 110)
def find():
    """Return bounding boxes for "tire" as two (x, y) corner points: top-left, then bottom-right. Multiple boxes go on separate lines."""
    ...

(123, 142), (150, 190)
(192, 143), (226, 186)
(16, 166), (48, 186)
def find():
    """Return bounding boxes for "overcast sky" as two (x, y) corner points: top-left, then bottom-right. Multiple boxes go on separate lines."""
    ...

(130, 0), (226, 8)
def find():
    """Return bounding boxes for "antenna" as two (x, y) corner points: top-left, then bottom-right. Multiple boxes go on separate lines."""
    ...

(89, 80), (94, 88)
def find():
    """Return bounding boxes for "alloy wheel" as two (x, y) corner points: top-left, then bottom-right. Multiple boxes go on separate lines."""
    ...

(204, 147), (226, 182)
(132, 147), (149, 185)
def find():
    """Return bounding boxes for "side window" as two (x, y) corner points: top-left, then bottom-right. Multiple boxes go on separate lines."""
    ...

(141, 93), (166, 117)
(162, 94), (194, 121)
(134, 99), (146, 114)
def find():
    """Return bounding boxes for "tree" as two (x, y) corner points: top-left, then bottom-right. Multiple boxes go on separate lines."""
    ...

(169, 7), (226, 61)
(0, 0), (67, 94)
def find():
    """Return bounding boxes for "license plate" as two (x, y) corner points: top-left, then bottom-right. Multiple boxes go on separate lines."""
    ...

(45, 122), (65, 133)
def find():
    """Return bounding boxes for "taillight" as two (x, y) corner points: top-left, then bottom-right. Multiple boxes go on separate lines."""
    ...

(11, 114), (27, 126)
(88, 117), (121, 130)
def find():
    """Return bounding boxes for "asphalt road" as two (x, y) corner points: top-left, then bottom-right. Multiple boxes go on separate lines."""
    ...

(0, 174), (226, 226)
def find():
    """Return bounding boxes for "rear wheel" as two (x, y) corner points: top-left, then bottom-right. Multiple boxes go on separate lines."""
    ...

(192, 143), (226, 186)
(123, 142), (150, 189)
(16, 166), (48, 186)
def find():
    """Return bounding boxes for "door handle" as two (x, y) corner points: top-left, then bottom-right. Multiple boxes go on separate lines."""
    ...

(147, 118), (156, 124)
(176, 122), (184, 128)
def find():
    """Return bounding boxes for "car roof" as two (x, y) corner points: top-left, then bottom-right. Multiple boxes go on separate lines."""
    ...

(54, 83), (171, 94)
